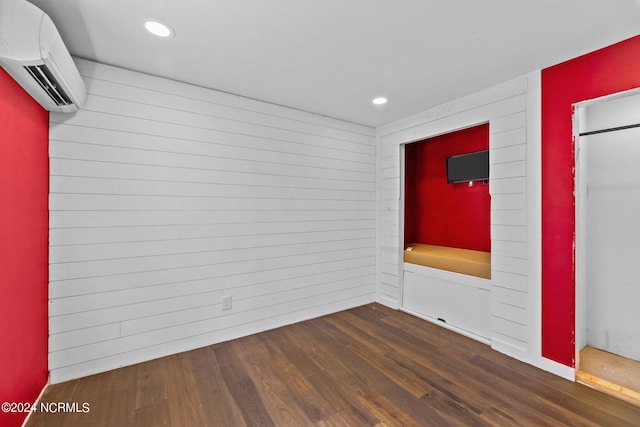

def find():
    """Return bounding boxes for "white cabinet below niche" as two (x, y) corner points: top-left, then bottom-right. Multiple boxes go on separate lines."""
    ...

(402, 263), (491, 343)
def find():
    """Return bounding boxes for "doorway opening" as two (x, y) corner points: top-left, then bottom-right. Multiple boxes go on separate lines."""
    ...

(575, 89), (640, 405)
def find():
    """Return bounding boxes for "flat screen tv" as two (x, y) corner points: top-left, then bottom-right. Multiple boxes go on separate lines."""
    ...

(446, 149), (489, 183)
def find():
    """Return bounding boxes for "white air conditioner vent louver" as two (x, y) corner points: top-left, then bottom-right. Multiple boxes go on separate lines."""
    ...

(24, 65), (73, 106)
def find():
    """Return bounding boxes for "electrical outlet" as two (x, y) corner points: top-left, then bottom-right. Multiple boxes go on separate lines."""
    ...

(222, 295), (232, 311)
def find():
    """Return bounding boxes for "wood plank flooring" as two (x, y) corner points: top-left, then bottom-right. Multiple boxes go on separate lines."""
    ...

(27, 304), (640, 426)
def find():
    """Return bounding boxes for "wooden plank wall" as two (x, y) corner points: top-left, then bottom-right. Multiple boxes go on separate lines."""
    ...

(48, 59), (377, 383)
(376, 73), (549, 371)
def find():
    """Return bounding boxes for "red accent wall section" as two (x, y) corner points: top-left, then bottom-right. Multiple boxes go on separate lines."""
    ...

(405, 123), (490, 252)
(0, 68), (49, 426)
(541, 35), (640, 367)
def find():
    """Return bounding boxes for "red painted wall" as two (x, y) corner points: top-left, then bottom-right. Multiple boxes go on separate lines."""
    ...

(405, 123), (490, 252)
(541, 35), (640, 367)
(0, 68), (49, 426)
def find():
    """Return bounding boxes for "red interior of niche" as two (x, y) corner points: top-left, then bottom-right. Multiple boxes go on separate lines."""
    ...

(404, 123), (490, 252)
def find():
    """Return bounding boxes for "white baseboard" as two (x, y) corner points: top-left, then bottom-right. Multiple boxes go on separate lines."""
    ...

(491, 337), (575, 381)
(533, 356), (575, 381)
(21, 379), (49, 427)
(376, 294), (399, 309)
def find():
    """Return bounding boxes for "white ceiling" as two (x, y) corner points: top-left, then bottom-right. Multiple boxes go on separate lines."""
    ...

(27, 0), (640, 127)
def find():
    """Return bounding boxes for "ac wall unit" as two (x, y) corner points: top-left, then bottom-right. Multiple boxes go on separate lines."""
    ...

(0, 0), (86, 113)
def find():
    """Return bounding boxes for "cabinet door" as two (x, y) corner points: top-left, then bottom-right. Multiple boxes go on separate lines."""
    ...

(403, 270), (490, 339)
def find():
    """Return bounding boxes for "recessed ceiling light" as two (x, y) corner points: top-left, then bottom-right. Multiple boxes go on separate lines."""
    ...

(372, 97), (388, 105)
(145, 21), (174, 38)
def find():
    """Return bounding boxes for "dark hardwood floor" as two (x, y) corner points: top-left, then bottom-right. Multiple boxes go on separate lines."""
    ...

(27, 304), (640, 426)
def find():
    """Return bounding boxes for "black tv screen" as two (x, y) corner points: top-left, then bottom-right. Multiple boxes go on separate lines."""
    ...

(446, 150), (489, 183)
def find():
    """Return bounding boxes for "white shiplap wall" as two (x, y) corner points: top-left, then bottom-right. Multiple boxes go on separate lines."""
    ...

(49, 59), (377, 383)
(376, 72), (572, 379)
